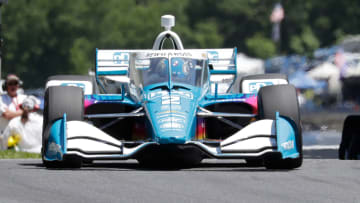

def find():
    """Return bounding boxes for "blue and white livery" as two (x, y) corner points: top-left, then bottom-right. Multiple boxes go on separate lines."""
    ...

(42, 15), (302, 169)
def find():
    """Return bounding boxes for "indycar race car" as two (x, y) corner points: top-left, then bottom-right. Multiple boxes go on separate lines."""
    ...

(42, 15), (302, 169)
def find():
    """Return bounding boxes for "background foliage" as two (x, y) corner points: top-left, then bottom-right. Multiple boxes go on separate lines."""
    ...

(2, 0), (360, 88)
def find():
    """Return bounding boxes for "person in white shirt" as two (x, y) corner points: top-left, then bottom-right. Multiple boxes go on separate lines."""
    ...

(0, 74), (42, 152)
(0, 96), (43, 153)
(0, 74), (27, 133)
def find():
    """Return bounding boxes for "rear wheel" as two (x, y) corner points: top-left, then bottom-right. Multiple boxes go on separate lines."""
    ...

(257, 84), (303, 169)
(42, 86), (84, 168)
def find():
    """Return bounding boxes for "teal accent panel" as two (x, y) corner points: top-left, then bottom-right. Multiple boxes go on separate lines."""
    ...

(44, 114), (67, 161)
(276, 112), (300, 159)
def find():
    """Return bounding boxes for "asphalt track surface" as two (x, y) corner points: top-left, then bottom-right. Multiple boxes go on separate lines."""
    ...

(0, 150), (359, 203)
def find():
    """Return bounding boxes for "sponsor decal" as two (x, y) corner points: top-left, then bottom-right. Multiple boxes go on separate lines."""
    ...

(249, 81), (273, 93)
(281, 140), (294, 150)
(156, 111), (186, 117)
(162, 95), (180, 105)
(160, 122), (184, 129)
(148, 90), (193, 100)
(159, 117), (185, 124)
(61, 82), (85, 90)
(47, 142), (63, 157)
(172, 90), (193, 99)
(208, 51), (219, 63)
(145, 52), (192, 58)
(148, 91), (168, 99)
(157, 113), (186, 130)
(113, 52), (129, 64)
(135, 59), (150, 69)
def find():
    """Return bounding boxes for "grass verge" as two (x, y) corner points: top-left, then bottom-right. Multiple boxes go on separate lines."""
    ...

(0, 150), (41, 159)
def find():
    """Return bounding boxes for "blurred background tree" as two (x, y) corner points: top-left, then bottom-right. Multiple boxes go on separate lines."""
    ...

(1, 0), (360, 88)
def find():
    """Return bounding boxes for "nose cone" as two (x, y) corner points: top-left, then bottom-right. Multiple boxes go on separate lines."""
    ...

(156, 113), (191, 144)
(146, 89), (197, 144)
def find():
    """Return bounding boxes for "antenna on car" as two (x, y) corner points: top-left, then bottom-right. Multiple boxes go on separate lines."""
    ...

(152, 15), (184, 50)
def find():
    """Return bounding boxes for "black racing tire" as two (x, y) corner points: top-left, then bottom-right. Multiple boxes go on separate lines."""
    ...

(339, 115), (360, 160)
(42, 86), (84, 168)
(257, 84), (303, 169)
(47, 74), (99, 94)
(239, 74), (288, 93)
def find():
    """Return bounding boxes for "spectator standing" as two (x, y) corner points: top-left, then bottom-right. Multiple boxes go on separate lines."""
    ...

(0, 74), (26, 133)
(0, 96), (43, 152)
(0, 74), (42, 152)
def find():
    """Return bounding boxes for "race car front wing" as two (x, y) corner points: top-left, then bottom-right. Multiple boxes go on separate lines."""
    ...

(43, 112), (299, 161)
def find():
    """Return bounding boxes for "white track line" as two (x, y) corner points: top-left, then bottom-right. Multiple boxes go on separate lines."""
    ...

(303, 145), (339, 150)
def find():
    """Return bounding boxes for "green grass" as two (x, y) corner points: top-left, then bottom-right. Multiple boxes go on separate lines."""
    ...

(0, 150), (41, 159)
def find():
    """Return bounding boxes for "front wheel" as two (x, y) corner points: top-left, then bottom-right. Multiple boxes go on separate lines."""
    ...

(42, 86), (84, 168)
(257, 84), (302, 169)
